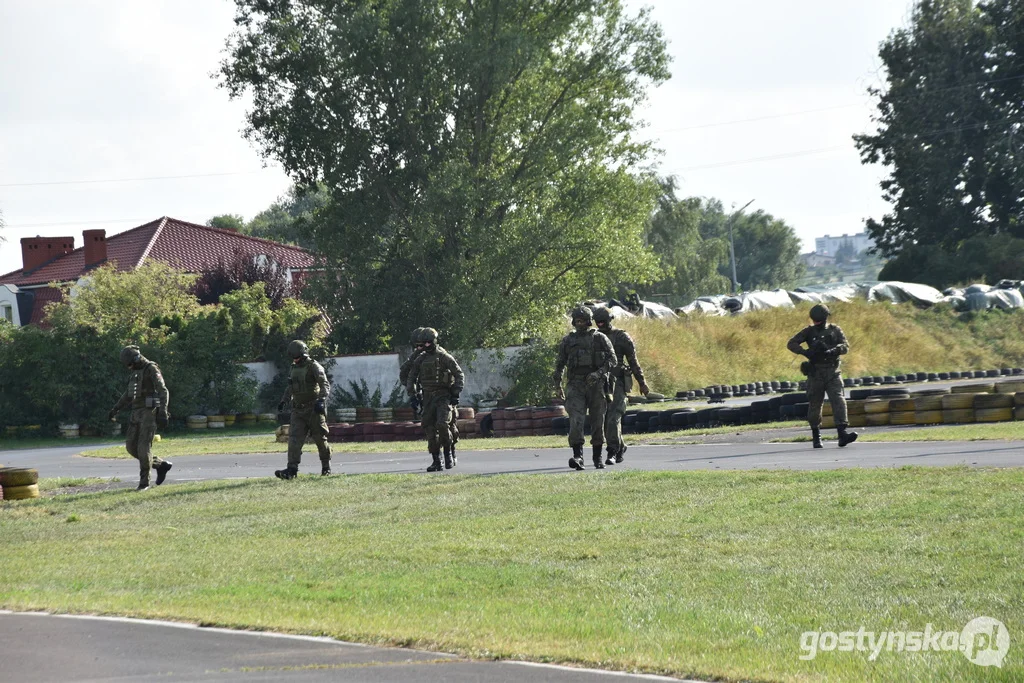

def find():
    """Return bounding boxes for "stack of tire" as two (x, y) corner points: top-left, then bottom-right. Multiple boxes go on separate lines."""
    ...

(206, 414), (226, 429)
(0, 467), (40, 500)
(238, 413), (258, 425)
(186, 415), (208, 430)
(392, 406), (415, 421)
(455, 407), (478, 438)
(355, 407), (376, 423)
(334, 408), (358, 423)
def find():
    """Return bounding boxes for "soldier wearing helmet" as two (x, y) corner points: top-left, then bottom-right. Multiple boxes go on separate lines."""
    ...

(406, 327), (465, 472)
(274, 339), (332, 479)
(553, 305), (616, 470)
(108, 345), (173, 490)
(787, 304), (857, 448)
(399, 327), (428, 416)
(594, 306), (649, 465)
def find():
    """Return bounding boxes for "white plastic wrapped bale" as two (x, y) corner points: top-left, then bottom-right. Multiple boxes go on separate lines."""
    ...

(866, 281), (945, 306)
(639, 300), (679, 318)
(985, 288), (1024, 310)
(676, 296), (728, 316)
(789, 283), (862, 303)
(723, 289), (795, 314)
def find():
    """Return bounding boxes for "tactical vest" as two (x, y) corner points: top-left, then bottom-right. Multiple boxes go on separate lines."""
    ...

(807, 325), (843, 371)
(418, 351), (454, 392)
(565, 331), (602, 378)
(129, 362), (160, 410)
(289, 360), (319, 403)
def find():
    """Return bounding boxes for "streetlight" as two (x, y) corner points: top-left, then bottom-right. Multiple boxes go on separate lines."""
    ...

(728, 199), (755, 293)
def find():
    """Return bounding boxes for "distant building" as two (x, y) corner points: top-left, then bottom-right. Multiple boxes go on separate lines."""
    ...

(0, 217), (316, 327)
(814, 232), (874, 256)
(801, 252), (835, 268)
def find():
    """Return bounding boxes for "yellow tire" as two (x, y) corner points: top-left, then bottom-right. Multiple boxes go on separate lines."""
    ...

(865, 412), (891, 426)
(914, 410), (943, 425)
(889, 411), (916, 425)
(847, 413), (867, 428)
(821, 415), (836, 429)
(943, 409), (975, 424)
(995, 381), (1024, 394)
(975, 393), (1014, 409)
(913, 395), (943, 411)
(952, 383), (995, 394)
(976, 407), (1014, 423)
(3, 484), (40, 500)
(864, 399), (890, 414)
(0, 467), (39, 487)
(1016, 406), (1024, 421)
(889, 398), (916, 412)
(942, 393), (978, 410)
(153, 434), (161, 442)
(846, 400), (866, 415)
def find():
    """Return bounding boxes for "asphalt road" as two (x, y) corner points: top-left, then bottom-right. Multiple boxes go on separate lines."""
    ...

(0, 612), (688, 683)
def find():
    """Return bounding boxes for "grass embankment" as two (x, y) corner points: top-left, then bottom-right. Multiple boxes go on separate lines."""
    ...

(626, 301), (1024, 391)
(83, 421), (807, 459)
(774, 421), (1024, 443)
(2, 469), (1021, 681)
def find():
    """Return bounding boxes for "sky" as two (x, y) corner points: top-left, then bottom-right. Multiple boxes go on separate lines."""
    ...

(0, 0), (915, 277)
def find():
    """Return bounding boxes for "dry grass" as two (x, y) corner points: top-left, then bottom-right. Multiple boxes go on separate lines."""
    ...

(624, 301), (1024, 391)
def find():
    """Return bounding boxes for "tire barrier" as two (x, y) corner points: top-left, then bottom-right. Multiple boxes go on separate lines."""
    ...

(0, 468), (40, 501)
(3, 484), (40, 500)
(186, 415), (208, 430)
(943, 409), (975, 424)
(976, 407), (1014, 423)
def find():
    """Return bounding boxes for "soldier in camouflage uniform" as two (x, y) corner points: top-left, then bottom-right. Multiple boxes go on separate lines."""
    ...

(399, 327), (460, 456)
(553, 306), (616, 470)
(275, 340), (332, 479)
(407, 328), (464, 472)
(787, 304), (858, 449)
(594, 306), (650, 465)
(108, 345), (172, 490)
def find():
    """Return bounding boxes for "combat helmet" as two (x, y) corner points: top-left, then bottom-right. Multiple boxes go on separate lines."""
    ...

(410, 327), (426, 345)
(571, 306), (593, 325)
(420, 327), (439, 344)
(120, 345), (142, 366)
(287, 340), (309, 359)
(593, 307), (614, 324)
(809, 304), (830, 323)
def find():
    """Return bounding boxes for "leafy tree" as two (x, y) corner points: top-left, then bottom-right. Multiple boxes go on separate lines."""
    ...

(637, 178), (730, 306)
(207, 214), (246, 232)
(45, 261), (201, 343)
(855, 0), (1024, 259)
(696, 202), (805, 291)
(244, 185), (330, 249)
(191, 249), (294, 308)
(834, 241), (856, 265)
(879, 234), (1024, 286)
(220, 0), (669, 352)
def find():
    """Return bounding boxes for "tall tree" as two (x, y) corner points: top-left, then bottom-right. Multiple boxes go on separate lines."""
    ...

(697, 202), (805, 291)
(855, 0), (1024, 258)
(220, 0), (669, 351)
(638, 178), (729, 305)
(207, 214), (246, 232)
(245, 185), (330, 249)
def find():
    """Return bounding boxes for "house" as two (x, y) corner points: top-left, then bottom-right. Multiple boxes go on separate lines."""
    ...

(801, 252), (835, 268)
(0, 216), (317, 327)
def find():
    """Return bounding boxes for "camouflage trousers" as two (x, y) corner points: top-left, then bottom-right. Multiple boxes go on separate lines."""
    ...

(566, 377), (607, 447)
(126, 408), (167, 487)
(806, 370), (848, 427)
(603, 375), (629, 453)
(288, 404), (331, 470)
(422, 390), (454, 455)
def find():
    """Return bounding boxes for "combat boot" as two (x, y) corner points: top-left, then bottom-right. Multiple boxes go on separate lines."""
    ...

(427, 452), (444, 472)
(443, 445), (454, 470)
(615, 444), (626, 464)
(592, 444), (605, 469)
(811, 426), (823, 449)
(568, 444), (585, 470)
(450, 442), (457, 468)
(274, 467), (298, 480)
(837, 425), (859, 448)
(321, 464), (331, 476)
(605, 444), (617, 466)
(136, 482), (150, 491)
(155, 461), (173, 486)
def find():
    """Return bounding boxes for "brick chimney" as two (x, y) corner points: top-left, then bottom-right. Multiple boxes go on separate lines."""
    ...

(20, 236), (75, 273)
(83, 229), (108, 269)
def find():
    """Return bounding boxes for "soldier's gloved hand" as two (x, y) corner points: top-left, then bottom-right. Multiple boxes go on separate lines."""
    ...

(823, 346), (840, 358)
(156, 408), (169, 430)
(639, 382), (650, 396)
(315, 399), (326, 415)
(108, 408), (118, 421)
(277, 401), (285, 412)
(586, 371), (602, 385)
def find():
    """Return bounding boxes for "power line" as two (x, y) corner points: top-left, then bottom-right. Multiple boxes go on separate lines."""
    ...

(0, 170), (268, 189)
(666, 146), (849, 173)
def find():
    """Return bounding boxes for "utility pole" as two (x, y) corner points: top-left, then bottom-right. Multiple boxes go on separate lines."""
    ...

(728, 199), (755, 293)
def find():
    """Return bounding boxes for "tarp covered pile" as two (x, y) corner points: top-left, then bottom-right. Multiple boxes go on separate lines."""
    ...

(675, 280), (1024, 316)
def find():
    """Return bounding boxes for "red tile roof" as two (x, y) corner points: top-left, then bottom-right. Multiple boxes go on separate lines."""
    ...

(0, 216), (316, 287)
(26, 287), (64, 326)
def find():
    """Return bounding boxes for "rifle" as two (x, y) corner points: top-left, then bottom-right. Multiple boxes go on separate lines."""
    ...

(410, 390), (423, 418)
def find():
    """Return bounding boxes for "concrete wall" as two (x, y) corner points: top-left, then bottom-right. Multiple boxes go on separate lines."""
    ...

(0, 285), (21, 326)
(242, 346), (524, 405)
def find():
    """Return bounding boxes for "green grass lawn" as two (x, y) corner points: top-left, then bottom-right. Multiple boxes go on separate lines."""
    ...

(2, 468), (1020, 682)
(772, 421), (1024, 443)
(81, 421), (808, 459)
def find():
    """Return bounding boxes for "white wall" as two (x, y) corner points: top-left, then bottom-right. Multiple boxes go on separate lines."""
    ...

(242, 346), (525, 405)
(0, 285), (22, 326)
